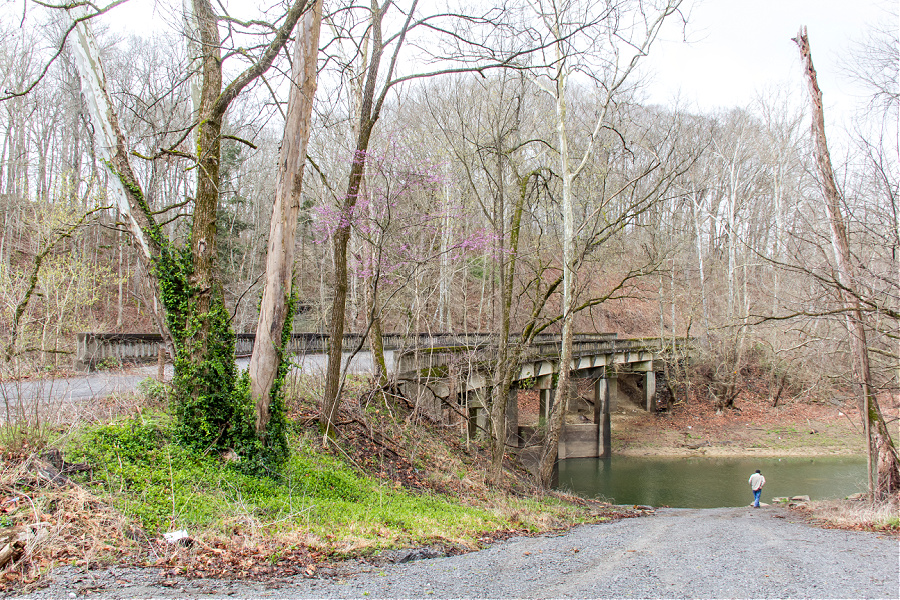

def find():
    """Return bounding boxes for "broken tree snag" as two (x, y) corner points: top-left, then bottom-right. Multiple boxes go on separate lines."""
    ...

(793, 26), (900, 500)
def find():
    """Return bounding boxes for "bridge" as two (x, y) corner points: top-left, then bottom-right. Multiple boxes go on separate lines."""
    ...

(393, 335), (687, 460)
(74, 331), (688, 460)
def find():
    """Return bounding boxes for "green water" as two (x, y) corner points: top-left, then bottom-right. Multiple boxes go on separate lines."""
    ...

(555, 455), (867, 508)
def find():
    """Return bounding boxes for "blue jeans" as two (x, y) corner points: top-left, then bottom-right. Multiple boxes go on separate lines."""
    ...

(753, 489), (762, 507)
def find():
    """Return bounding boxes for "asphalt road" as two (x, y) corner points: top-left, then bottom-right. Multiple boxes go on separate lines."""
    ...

(0, 351), (393, 421)
(20, 506), (899, 599)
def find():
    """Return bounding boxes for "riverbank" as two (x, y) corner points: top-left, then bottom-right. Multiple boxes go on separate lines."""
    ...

(2, 371), (895, 594)
(608, 392), (874, 458)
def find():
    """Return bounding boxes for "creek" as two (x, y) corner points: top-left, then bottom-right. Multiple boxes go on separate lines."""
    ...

(555, 455), (867, 508)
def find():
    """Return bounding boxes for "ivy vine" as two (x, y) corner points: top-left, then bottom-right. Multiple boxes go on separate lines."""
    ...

(107, 160), (291, 473)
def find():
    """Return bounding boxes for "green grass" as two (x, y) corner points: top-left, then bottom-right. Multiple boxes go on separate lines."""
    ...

(65, 413), (513, 552)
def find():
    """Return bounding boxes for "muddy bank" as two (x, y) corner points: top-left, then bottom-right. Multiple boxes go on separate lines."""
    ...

(607, 393), (876, 458)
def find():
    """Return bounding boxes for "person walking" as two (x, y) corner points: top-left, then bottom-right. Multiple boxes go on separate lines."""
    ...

(749, 469), (765, 507)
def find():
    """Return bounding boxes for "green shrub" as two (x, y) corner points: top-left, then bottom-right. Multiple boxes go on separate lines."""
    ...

(137, 378), (169, 404)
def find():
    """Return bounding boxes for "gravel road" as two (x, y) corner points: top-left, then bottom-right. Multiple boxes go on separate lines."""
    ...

(17, 506), (898, 599)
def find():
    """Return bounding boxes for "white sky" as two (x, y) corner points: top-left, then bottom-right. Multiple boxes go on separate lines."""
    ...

(640, 0), (894, 129)
(76, 0), (897, 133)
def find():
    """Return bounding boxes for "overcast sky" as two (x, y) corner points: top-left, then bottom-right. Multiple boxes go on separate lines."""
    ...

(90, 0), (894, 136)
(639, 0), (893, 129)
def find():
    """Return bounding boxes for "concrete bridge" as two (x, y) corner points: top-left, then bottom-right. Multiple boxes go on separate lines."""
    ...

(394, 335), (688, 460)
(74, 331), (687, 460)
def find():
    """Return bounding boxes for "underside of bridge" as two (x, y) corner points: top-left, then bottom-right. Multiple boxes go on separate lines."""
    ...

(400, 361), (672, 463)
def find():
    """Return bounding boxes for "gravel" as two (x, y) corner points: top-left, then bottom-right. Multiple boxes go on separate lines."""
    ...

(15, 505), (898, 599)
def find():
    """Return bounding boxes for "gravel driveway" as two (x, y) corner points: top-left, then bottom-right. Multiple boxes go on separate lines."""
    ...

(18, 506), (898, 599)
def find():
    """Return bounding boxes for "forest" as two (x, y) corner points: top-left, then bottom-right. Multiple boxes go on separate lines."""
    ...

(0, 0), (897, 497)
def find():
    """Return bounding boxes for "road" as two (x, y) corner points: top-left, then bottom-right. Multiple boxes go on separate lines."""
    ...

(21, 506), (899, 598)
(0, 351), (394, 422)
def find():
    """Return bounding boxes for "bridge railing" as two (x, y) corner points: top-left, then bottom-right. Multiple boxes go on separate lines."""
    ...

(394, 336), (692, 376)
(74, 331), (620, 371)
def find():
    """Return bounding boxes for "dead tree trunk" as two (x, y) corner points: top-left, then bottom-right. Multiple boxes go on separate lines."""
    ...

(70, 19), (173, 356)
(794, 26), (900, 500)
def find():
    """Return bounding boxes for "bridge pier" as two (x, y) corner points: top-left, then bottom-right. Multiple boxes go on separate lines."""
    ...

(644, 369), (656, 412)
(595, 369), (614, 458)
(507, 386), (519, 446)
(553, 367), (615, 460)
(466, 387), (491, 440)
(537, 374), (554, 422)
(631, 361), (657, 412)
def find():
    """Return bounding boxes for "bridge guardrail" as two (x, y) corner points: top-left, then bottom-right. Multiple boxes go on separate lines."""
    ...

(74, 331), (620, 371)
(394, 337), (693, 376)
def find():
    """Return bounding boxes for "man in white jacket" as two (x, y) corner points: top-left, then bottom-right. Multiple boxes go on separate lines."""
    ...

(749, 470), (765, 507)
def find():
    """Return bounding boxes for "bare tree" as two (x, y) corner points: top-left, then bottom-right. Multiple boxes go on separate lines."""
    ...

(522, 0), (684, 487)
(794, 26), (900, 500)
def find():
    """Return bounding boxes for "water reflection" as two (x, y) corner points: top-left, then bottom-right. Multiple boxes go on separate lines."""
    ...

(555, 456), (867, 508)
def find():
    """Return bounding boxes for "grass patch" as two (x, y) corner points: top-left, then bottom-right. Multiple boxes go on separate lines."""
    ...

(802, 497), (900, 532)
(64, 412), (517, 553)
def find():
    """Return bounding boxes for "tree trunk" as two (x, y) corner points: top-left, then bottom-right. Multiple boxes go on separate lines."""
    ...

(187, 0), (225, 361)
(69, 16), (173, 354)
(795, 27), (900, 500)
(538, 54), (576, 487)
(321, 1), (391, 435)
(489, 170), (531, 482)
(249, 0), (322, 436)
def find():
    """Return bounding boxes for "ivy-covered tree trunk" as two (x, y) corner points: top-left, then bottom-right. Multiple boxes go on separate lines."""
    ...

(70, 0), (312, 466)
(167, 0), (237, 452)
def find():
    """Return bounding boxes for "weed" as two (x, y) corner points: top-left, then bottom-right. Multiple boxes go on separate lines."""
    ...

(64, 413), (513, 550)
(803, 497), (900, 531)
(136, 378), (169, 405)
(96, 357), (123, 371)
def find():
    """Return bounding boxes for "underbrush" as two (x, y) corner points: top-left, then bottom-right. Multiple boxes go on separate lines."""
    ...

(0, 375), (609, 588)
(801, 497), (900, 532)
(64, 412), (518, 551)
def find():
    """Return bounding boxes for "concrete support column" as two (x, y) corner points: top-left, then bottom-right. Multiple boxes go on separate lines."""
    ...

(537, 374), (554, 422)
(466, 391), (477, 439)
(595, 371), (613, 458)
(506, 386), (519, 447)
(476, 406), (488, 440)
(600, 370), (618, 412)
(539, 389), (553, 421)
(644, 370), (657, 412)
(466, 386), (490, 440)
